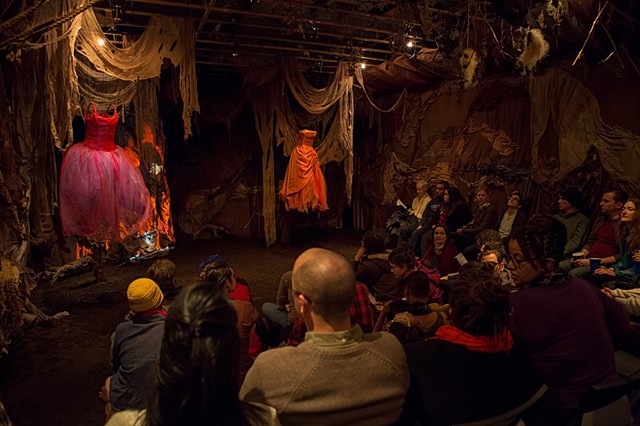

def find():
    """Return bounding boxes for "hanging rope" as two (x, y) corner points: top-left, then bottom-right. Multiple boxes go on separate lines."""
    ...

(354, 67), (407, 113)
(0, 0), (49, 34)
(0, 0), (97, 51)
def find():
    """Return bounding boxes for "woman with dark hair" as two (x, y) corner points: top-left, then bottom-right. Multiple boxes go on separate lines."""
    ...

(507, 214), (629, 425)
(402, 267), (540, 425)
(417, 187), (472, 258)
(589, 198), (640, 286)
(389, 247), (442, 304)
(106, 282), (278, 426)
(442, 187), (473, 232)
(200, 260), (261, 383)
(353, 231), (397, 302)
(420, 225), (460, 276)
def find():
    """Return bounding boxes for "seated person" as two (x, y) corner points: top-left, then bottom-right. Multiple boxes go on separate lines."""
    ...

(287, 280), (375, 346)
(420, 224), (460, 276)
(442, 187), (474, 234)
(389, 247), (442, 305)
(460, 228), (503, 267)
(106, 283), (278, 426)
(101, 279), (166, 416)
(241, 248), (408, 426)
(374, 271), (450, 343)
(418, 187), (473, 258)
(261, 270), (295, 328)
(603, 287), (640, 316)
(479, 246), (514, 287)
(393, 180), (431, 243)
(588, 198), (640, 288)
(552, 188), (590, 259)
(353, 231), (398, 302)
(407, 181), (448, 257)
(498, 191), (528, 245)
(561, 189), (627, 278)
(451, 188), (499, 255)
(147, 259), (181, 309)
(200, 259), (261, 383)
(507, 215), (629, 424)
(402, 267), (541, 425)
(259, 271), (296, 347)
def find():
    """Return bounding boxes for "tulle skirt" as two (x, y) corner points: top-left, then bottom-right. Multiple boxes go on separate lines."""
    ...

(60, 143), (151, 243)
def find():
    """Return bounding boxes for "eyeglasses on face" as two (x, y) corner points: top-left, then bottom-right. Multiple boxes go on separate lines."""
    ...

(506, 254), (529, 267)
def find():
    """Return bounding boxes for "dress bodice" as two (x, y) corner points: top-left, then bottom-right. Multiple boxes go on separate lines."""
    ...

(83, 103), (118, 151)
(297, 129), (317, 147)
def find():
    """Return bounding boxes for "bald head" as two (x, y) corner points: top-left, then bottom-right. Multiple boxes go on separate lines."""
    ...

(292, 248), (355, 314)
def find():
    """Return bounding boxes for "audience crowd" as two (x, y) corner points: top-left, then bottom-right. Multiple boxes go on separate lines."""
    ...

(98, 181), (640, 426)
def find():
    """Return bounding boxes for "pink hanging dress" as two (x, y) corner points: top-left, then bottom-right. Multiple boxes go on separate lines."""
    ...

(59, 104), (151, 243)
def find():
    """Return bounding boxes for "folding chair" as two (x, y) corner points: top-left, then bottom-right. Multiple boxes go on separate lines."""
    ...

(455, 385), (548, 426)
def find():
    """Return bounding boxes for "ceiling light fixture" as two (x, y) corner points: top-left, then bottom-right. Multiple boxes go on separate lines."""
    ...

(97, 38), (106, 46)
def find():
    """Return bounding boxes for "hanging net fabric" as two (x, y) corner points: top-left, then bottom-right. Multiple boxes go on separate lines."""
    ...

(59, 104), (151, 243)
(280, 130), (329, 213)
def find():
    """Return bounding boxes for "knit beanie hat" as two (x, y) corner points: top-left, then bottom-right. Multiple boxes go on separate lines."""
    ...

(199, 254), (226, 269)
(127, 278), (163, 313)
(561, 188), (585, 210)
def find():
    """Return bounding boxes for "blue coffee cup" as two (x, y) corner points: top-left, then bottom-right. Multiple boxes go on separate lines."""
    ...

(589, 258), (601, 273)
(633, 261), (640, 275)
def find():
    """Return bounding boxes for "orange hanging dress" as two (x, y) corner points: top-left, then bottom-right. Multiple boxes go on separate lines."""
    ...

(279, 130), (329, 213)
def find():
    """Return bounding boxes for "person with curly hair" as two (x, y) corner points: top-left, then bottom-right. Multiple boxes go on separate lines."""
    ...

(507, 214), (629, 425)
(402, 267), (540, 425)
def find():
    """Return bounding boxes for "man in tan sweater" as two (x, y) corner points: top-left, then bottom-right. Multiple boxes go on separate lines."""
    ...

(240, 248), (409, 425)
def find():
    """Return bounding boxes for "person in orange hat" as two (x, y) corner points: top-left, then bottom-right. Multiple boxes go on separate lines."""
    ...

(99, 278), (166, 420)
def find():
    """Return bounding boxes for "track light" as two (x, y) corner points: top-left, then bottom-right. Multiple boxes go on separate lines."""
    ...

(97, 38), (105, 46)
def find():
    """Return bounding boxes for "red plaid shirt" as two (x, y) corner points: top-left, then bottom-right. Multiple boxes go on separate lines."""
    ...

(287, 282), (376, 346)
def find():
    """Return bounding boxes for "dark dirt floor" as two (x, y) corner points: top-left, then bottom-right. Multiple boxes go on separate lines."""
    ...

(0, 228), (360, 426)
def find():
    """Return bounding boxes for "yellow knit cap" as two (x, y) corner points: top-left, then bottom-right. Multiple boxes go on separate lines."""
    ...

(127, 278), (164, 313)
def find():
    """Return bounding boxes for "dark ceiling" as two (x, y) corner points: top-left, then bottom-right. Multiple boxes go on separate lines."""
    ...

(93, 0), (442, 77)
(91, 0), (640, 82)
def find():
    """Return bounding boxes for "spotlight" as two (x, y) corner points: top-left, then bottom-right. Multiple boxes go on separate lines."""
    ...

(406, 40), (414, 48)
(360, 62), (366, 69)
(97, 38), (105, 46)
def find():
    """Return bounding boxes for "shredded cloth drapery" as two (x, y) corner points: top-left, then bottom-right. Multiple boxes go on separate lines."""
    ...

(280, 130), (329, 213)
(59, 104), (151, 243)
(249, 58), (354, 246)
(74, 8), (199, 140)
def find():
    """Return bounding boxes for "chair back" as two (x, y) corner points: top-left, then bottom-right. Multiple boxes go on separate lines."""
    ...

(576, 368), (640, 426)
(455, 385), (547, 426)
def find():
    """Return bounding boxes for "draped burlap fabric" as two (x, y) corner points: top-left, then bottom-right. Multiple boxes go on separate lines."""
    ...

(249, 58), (354, 246)
(529, 68), (640, 194)
(74, 8), (199, 140)
(24, 2), (199, 146)
(280, 130), (329, 213)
